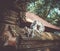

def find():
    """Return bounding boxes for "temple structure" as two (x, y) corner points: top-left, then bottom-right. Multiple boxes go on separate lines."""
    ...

(26, 12), (60, 32)
(0, 0), (60, 51)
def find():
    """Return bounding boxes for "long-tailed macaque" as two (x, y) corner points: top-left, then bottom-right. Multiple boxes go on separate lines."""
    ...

(27, 20), (45, 38)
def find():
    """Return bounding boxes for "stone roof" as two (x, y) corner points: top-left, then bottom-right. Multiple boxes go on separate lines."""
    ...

(26, 12), (60, 30)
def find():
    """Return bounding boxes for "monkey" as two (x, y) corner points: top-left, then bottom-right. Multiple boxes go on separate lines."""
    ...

(27, 20), (45, 38)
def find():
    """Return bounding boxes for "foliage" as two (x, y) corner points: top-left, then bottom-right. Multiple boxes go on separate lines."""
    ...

(27, 0), (60, 27)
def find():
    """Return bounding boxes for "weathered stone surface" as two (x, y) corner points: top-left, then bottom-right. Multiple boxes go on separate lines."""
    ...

(19, 26), (60, 40)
